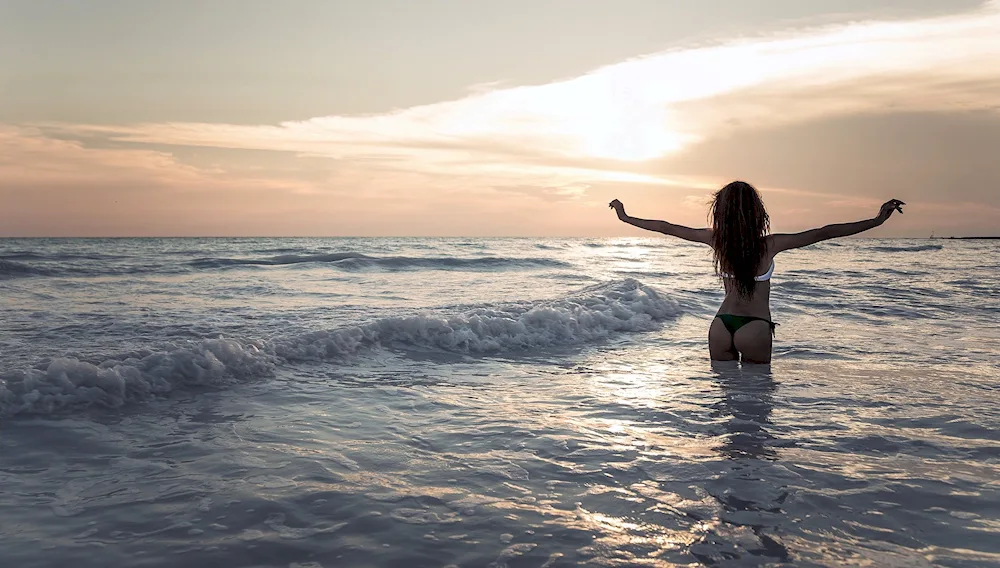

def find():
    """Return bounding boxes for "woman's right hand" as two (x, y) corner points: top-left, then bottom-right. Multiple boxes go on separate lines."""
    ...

(877, 199), (905, 224)
(609, 199), (625, 218)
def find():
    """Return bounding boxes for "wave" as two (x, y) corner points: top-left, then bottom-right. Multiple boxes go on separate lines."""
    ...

(251, 247), (309, 254)
(274, 278), (677, 359)
(866, 244), (943, 253)
(190, 253), (571, 271)
(0, 279), (679, 417)
(873, 267), (930, 276)
(0, 259), (53, 278)
(0, 261), (175, 279)
(0, 252), (125, 261)
(0, 252), (571, 279)
(189, 252), (368, 268)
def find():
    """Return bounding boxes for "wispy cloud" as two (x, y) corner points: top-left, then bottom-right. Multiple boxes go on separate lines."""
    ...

(8, 2), (1000, 235)
(0, 125), (320, 194)
(48, 0), (1000, 188)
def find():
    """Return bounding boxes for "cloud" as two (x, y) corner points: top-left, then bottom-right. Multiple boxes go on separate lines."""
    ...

(7, 2), (1000, 235)
(46, 1), (1000, 184)
(0, 126), (628, 236)
(0, 126), (206, 188)
(657, 110), (1000, 207)
(0, 126), (334, 236)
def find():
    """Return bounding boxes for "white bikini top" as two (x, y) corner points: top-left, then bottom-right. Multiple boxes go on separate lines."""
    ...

(721, 260), (774, 282)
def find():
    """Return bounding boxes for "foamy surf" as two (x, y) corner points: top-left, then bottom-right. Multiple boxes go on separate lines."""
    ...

(0, 279), (678, 417)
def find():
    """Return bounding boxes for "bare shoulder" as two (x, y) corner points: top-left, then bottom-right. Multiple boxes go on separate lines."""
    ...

(698, 227), (715, 244)
(766, 234), (782, 254)
(767, 231), (823, 254)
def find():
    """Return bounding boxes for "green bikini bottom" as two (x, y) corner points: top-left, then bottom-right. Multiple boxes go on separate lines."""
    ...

(716, 314), (777, 338)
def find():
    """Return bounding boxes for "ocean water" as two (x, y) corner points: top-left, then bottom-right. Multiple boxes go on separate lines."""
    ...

(1, 237), (997, 568)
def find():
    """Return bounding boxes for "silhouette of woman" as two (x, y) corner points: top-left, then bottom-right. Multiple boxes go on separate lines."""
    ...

(609, 181), (904, 363)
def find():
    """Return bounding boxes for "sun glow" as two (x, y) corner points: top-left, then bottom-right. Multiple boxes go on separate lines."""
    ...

(52, 1), (1000, 186)
(6, 2), (1000, 236)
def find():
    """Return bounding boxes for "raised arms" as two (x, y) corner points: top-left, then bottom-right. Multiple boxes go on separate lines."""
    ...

(609, 199), (712, 245)
(771, 199), (905, 253)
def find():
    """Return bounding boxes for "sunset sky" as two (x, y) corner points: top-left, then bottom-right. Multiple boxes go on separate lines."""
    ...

(2, 0), (998, 237)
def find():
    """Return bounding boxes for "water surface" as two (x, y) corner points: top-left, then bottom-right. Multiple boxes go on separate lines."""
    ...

(1, 237), (997, 567)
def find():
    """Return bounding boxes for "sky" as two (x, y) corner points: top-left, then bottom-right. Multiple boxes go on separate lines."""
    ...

(1, 0), (998, 237)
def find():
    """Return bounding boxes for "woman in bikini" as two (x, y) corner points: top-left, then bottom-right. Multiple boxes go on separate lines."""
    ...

(609, 181), (904, 364)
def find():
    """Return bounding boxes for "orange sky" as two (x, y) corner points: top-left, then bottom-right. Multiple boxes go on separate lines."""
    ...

(2, 1), (999, 237)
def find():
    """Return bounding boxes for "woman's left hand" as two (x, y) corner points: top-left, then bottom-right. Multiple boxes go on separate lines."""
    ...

(608, 199), (625, 217)
(876, 199), (905, 224)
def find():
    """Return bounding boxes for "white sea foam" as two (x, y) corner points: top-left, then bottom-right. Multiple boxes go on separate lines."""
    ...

(0, 339), (273, 417)
(274, 278), (677, 359)
(0, 279), (678, 417)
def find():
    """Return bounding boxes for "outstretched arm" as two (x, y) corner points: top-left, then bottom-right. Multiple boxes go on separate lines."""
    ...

(771, 199), (904, 253)
(609, 199), (712, 245)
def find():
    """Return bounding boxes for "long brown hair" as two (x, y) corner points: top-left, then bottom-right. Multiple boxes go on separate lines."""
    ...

(709, 181), (770, 300)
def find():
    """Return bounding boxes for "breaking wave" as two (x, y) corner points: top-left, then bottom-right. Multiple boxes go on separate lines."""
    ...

(0, 279), (678, 417)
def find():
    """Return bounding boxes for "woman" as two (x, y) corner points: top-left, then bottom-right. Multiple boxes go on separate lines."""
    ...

(609, 181), (904, 364)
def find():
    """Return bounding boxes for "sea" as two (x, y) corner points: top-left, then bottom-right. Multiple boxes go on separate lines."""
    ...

(1, 237), (997, 568)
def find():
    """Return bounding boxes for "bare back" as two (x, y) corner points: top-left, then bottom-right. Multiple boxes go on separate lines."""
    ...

(709, 241), (779, 363)
(716, 239), (779, 317)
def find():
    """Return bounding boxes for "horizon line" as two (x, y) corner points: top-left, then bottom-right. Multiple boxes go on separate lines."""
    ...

(0, 235), (971, 240)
